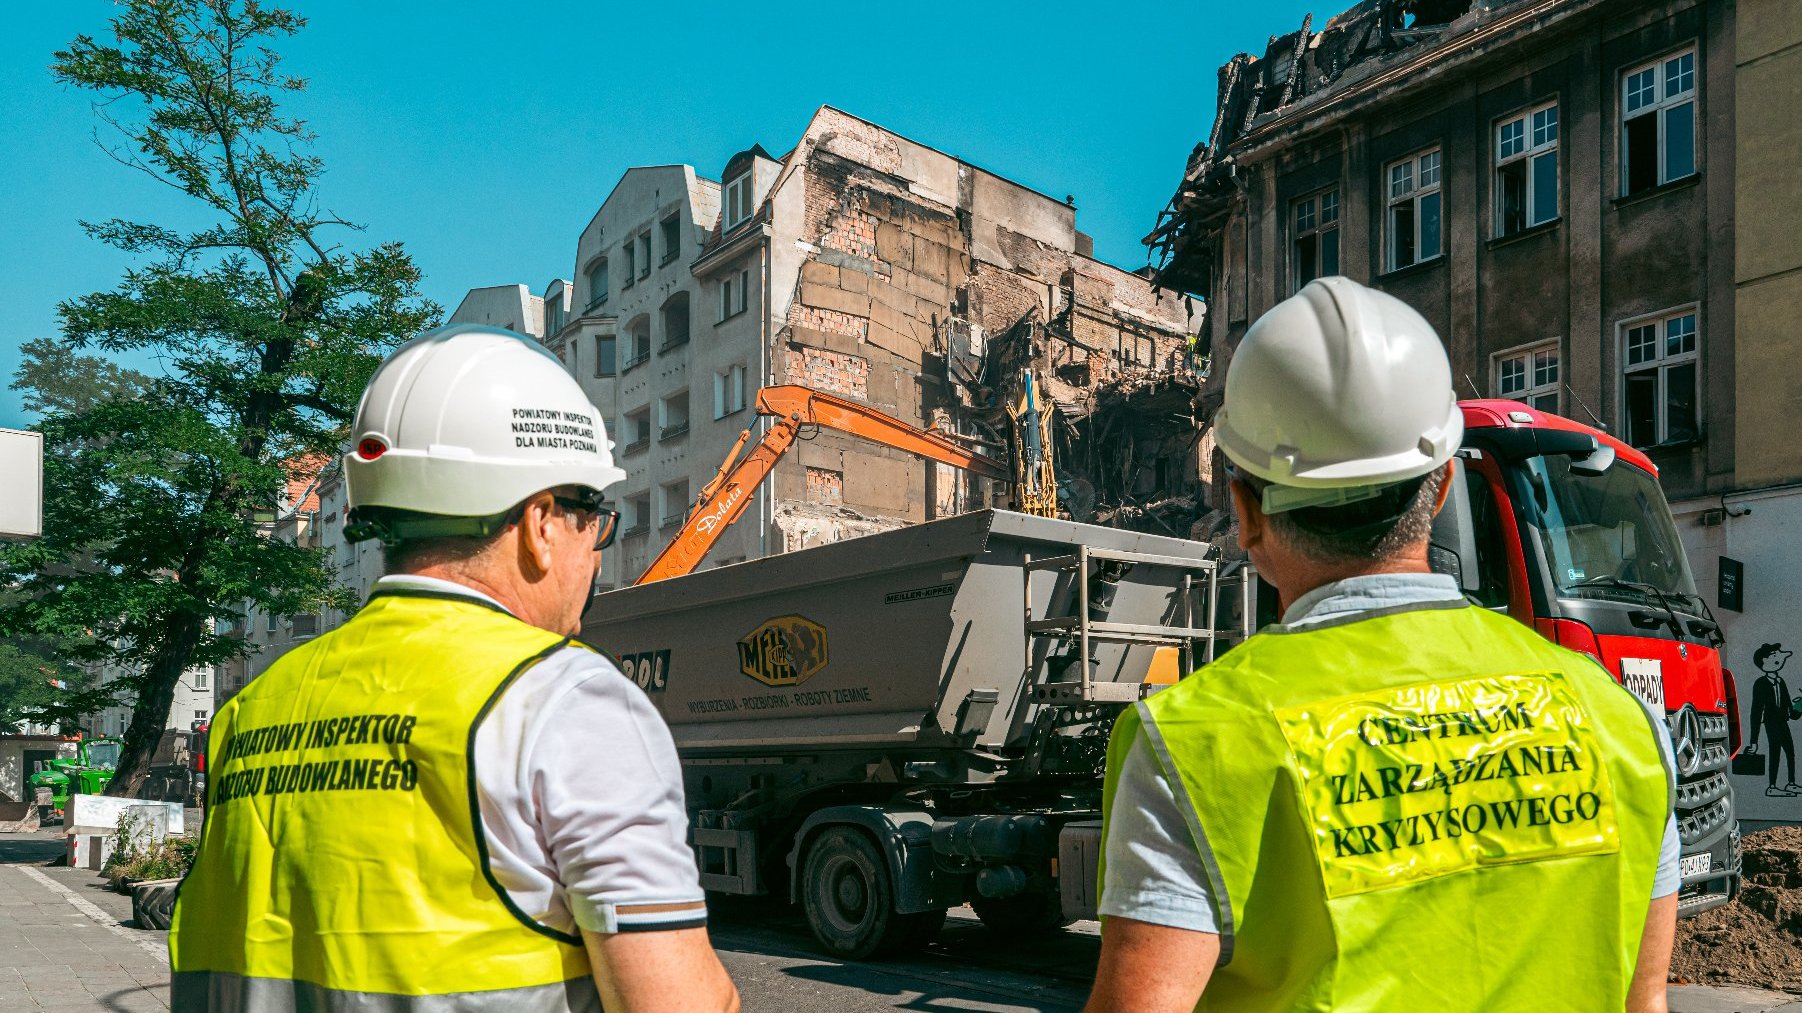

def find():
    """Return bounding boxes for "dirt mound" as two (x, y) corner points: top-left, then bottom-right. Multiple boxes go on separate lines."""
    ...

(1672, 826), (1802, 990)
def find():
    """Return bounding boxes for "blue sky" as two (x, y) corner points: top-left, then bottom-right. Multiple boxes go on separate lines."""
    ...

(1, 1), (1321, 429)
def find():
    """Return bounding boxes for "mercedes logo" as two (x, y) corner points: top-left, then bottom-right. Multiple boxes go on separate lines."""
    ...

(1671, 705), (1702, 778)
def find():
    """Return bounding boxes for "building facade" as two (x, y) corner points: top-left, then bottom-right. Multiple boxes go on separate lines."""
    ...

(468, 106), (1204, 589)
(1148, 0), (1802, 820)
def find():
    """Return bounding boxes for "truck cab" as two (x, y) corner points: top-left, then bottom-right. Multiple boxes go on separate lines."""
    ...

(1433, 400), (1739, 914)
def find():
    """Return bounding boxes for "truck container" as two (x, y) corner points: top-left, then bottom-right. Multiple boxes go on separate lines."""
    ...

(585, 509), (1249, 957)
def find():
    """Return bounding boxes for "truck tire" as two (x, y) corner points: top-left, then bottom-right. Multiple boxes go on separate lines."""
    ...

(801, 827), (945, 960)
(971, 892), (1070, 936)
(132, 879), (180, 930)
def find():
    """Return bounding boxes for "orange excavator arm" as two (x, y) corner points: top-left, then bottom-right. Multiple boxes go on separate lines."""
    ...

(635, 385), (1007, 584)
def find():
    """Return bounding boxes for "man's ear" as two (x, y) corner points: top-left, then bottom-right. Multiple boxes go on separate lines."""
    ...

(516, 492), (558, 578)
(1229, 478), (1264, 553)
(1430, 462), (1455, 517)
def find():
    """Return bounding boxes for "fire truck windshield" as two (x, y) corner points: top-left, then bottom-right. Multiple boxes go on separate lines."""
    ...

(1520, 454), (1701, 612)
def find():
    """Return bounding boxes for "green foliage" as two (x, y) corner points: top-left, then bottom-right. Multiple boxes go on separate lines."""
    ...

(0, 640), (93, 733)
(102, 808), (197, 890)
(1, 0), (438, 794)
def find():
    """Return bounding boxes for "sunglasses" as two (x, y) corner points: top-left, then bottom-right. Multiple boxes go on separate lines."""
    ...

(551, 491), (620, 550)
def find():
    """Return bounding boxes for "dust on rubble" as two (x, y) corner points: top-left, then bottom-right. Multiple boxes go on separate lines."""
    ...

(1672, 826), (1802, 990)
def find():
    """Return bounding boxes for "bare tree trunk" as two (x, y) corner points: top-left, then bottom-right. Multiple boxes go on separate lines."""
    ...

(105, 612), (204, 798)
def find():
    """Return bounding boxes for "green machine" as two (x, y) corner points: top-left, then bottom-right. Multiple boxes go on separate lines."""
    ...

(29, 738), (123, 813)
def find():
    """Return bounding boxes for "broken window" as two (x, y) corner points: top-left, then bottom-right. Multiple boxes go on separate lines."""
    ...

(1496, 103), (1559, 236)
(1621, 49), (1697, 196)
(1493, 340), (1561, 413)
(1386, 149), (1441, 272)
(1621, 308), (1699, 447)
(725, 172), (753, 229)
(1292, 188), (1340, 291)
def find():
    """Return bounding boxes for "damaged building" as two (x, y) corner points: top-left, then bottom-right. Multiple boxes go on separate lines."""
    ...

(1146, 0), (1737, 523)
(458, 106), (1204, 587)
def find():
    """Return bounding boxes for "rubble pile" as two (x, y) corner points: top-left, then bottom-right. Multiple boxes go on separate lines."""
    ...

(1672, 827), (1802, 989)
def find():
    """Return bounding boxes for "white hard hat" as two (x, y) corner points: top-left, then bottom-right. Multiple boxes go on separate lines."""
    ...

(344, 324), (625, 528)
(1215, 277), (1461, 513)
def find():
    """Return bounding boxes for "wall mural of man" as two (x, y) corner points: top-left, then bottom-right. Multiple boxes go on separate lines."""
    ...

(1746, 643), (1799, 797)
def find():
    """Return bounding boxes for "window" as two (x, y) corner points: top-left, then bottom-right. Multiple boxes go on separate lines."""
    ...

(623, 409), (651, 454)
(718, 268), (750, 321)
(586, 259), (608, 307)
(638, 234), (652, 279)
(193, 669), (208, 690)
(1385, 149), (1442, 271)
(624, 494), (651, 537)
(1493, 341), (1561, 413)
(196, 710), (208, 720)
(292, 614), (318, 638)
(660, 293), (690, 351)
(622, 244), (636, 288)
(623, 322), (651, 371)
(1622, 49), (1697, 195)
(660, 215), (681, 264)
(1621, 308), (1699, 448)
(660, 390), (690, 439)
(595, 335), (616, 377)
(266, 611), (277, 633)
(725, 172), (753, 229)
(661, 479), (690, 529)
(545, 296), (565, 338)
(1291, 189), (1340, 291)
(1496, 103), (1559, 236)
(714, 364), (748, 419)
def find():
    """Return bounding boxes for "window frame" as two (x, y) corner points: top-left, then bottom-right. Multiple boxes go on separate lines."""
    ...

(717, 267), (750, 322)
(660, 214), (682, 265)
(1618, 304), (1701, 448)
(1620, 47), (1698, 195)
(585, 258), (608, 308)
(638, 234), (652, 280)
(1494, 101), (1561, 237)
(659, 389), (690, 440)
(623, 408), (652, 455)
(713, 363), (749, 419)
(1491, 339), (1563, 414)
(1290, 187), (1341, 293)
(724, 172), (753, 229)
(621, 244), (636, 289)
(594, 334), (616, 378)
(1384, 147), (1444, 273)
(661, 479), (691, 530)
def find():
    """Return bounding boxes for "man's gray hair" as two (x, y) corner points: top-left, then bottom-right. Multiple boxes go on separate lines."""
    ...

(1238, 467), (1446, 565)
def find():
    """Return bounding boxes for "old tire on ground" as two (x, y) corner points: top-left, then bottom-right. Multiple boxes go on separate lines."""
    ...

(801, 827), (945, 960)
(971, 892), (1070, 936)
(131, 878), (181, 930)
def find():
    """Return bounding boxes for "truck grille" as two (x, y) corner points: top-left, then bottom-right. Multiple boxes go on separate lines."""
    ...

(1675, 709), (1734, 848)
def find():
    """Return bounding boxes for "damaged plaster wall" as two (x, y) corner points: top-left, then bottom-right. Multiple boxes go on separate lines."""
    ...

(760, 107), (1205, 549)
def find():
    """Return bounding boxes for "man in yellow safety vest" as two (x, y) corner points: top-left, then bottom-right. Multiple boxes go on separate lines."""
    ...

(1084, 278), (1679, 1012)
(170, 324), (739, 1012)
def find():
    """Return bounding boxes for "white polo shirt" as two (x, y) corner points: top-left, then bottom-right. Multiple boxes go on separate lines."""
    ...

(374, 575), (706, 935)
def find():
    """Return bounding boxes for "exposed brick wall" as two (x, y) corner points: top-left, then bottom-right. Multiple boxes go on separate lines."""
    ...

(805, 467), (844, 505)
(784, 346), (870, 400)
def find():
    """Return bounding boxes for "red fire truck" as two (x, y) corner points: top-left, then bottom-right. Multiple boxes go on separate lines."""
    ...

(1432, 400), (1739, 914)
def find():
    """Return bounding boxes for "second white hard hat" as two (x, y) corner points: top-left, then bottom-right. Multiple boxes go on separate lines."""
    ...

(344, 324), (626, 522)
(1214, 277), (1461, 509)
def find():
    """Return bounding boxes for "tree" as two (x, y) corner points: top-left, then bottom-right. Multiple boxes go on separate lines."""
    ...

(0, 0), (438, 795)
(0, 641), (93, 734)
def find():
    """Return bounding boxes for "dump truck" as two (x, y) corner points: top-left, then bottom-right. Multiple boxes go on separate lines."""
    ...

(1432, 400), (1739, 914)
(586, 509), (1252, 958)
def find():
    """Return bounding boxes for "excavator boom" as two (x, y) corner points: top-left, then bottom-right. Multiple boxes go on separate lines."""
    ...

(635, 385), (1006, 584)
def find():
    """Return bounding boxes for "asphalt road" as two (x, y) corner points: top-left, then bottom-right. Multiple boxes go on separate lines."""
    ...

(709, 897), (1097, 1012)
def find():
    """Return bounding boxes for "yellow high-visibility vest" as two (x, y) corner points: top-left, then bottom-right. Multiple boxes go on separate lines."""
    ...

(1103, 602), (1671, 1012)
(170, 590), (599, 1011)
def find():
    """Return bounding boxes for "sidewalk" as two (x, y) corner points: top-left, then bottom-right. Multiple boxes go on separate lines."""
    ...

(0, 833), (169, 1011)
(0, 826), (1798, 1012)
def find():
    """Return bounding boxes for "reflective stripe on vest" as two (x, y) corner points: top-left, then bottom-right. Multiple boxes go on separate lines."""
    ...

(170, 971), (602, 1013)
(1103, 603), (1670, 1012)
(170, 591), (599, 1006)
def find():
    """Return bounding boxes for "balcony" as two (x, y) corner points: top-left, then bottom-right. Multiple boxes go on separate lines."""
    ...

(622, 438), (650, 457)
(659, 421), (690, 440)
(621, 349), (650, 374)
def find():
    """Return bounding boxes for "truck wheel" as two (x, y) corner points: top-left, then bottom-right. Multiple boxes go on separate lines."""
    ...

(802, 827), (945, 959)
(971, 892), (1070, 936)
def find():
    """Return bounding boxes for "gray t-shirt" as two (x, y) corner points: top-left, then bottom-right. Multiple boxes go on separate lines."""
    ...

(1099, 572), (1682, 935)
(376, 575), (706, 935)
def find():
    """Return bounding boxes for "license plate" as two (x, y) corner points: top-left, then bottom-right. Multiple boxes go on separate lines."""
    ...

(1621, 657), (1665, 711)
(1680, 853), (1712, 879)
